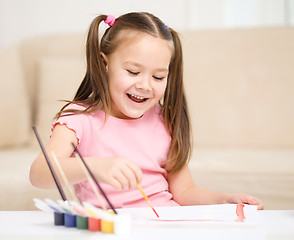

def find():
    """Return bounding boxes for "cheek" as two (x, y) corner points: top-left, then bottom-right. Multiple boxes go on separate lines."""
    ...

(155, 81), (168, 98)
(108, 71), (127, 92)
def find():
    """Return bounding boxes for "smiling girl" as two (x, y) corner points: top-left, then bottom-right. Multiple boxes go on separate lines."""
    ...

(30, 12), (263, 210)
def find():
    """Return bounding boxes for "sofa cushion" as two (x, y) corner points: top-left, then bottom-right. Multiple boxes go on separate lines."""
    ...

(0, 46), (30, 148)
(20, 34), (86, 109)
(189, 148), (294, 210)
(182, 27), (294, 148)
(0, 147), (60, 211)
(36, 57), (86, 142)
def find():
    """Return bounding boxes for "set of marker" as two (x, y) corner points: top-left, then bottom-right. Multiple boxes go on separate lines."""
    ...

(33, 198), (131, 234)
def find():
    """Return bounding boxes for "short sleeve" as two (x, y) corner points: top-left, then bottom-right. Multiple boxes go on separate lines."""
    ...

(51, 104), (86, 146)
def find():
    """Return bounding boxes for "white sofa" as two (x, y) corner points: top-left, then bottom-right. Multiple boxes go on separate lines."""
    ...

(1, 27), (294, 211)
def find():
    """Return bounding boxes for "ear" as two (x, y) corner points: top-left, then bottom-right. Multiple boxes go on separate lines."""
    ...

(100, 52), (108, 71)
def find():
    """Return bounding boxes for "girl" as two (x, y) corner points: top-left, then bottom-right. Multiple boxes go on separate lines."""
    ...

(30, 12), (264, 210)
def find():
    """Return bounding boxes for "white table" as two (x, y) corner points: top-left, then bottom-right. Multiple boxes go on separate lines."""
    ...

(0, 210), (293, 240)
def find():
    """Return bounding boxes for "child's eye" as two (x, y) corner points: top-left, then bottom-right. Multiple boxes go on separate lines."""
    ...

(127, 70), (139, 76)
(153, 76), (165, 80)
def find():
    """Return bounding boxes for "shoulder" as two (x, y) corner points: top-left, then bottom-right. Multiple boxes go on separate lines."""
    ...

(56, 103), (105, 125)
(52, 104), (104, 140)
(62, 103), (89, 112)
(58, 103), (103, 121)
(54, 103), (89, 126)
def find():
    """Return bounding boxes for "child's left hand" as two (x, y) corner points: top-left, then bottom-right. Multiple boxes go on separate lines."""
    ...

(225, 193), (264, 210)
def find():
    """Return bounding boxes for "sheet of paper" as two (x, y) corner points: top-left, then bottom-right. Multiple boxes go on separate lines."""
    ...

(117, 204), (257, 225)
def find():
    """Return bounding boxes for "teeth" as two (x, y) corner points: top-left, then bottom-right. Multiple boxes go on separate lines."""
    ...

(131, 94), (145, 100)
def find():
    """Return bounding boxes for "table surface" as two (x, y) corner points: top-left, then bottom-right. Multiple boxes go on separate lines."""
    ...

(0, 210), (293, 240)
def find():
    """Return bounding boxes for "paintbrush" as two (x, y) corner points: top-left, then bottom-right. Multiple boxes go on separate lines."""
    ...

(74, 152), (107, 211)
(32, 126), (67, 201)
(50, 151), (80, 203)
(72, 143), (117, 214)
(137, 183), (159, 218)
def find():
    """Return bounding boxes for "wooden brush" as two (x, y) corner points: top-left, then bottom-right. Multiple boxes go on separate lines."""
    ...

(50, 151), (80, 203)
(72, 143), (117, 214)
(32, 126), (66, 201)
(74, 153), (107, 211)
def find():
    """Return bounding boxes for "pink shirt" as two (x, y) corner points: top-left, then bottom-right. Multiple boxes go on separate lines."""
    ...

(52, 104), (179, 208)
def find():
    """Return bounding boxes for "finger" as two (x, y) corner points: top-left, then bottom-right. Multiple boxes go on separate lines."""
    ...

(257, 202), (264, 210)
(107, 177), (123, 190)
(125, 161), (143, 183)
(229, 193), (244, 204)
(93, 168), (122, 190)
(121, 166), (138, 189)
(113, 171), (130, 190)
(239, 194), (264, 210)
(248, 198), (264, 210)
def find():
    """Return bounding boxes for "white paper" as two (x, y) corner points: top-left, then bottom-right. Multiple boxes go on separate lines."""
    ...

(117, 204), (257, 225)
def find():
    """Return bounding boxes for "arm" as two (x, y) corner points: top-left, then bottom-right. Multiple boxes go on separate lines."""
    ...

(29, 124), (142, 190)
(167, 165), (264, 210)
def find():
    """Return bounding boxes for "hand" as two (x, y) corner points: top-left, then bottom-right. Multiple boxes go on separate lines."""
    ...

(225, 193), (264, 210)
(90, 157), (142, 191)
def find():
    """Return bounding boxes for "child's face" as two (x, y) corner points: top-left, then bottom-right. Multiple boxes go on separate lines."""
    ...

(103, 31), (173, 119)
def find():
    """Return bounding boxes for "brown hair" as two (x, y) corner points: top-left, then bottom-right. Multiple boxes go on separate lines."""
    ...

(55, 12), (192, 174)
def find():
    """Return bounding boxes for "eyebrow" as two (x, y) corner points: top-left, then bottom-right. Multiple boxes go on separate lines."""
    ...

(123, 61), (169, 72)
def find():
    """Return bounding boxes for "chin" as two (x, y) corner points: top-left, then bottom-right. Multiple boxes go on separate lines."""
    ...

(124, 112), (144, 119)
(120, 108), (147, 119)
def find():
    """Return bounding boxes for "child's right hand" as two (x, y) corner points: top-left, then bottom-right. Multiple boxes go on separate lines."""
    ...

(89, 156), (143, 191)
(30, 124), (142, 191)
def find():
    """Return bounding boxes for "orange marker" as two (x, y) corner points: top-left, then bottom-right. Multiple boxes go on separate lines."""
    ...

(136, 184), (159, 218)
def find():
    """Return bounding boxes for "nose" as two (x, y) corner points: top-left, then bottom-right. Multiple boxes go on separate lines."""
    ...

(135, 75), (152, 91)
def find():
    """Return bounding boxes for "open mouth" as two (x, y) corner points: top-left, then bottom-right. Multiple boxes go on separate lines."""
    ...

(127, 94), (148, 103)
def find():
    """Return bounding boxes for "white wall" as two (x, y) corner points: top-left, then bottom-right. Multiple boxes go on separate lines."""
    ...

(0, 0), (293, 49)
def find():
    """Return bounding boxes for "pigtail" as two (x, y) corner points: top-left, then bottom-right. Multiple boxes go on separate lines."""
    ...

(163, 28), (192, 174)
(55, 15), (111, 119)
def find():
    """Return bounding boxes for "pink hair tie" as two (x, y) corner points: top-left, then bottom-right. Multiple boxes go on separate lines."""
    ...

(104, 15), (116, 27)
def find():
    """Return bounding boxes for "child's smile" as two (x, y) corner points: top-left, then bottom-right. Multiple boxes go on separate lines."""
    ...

(102, 30), (173, 119)
(127, 93), (148, 103)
